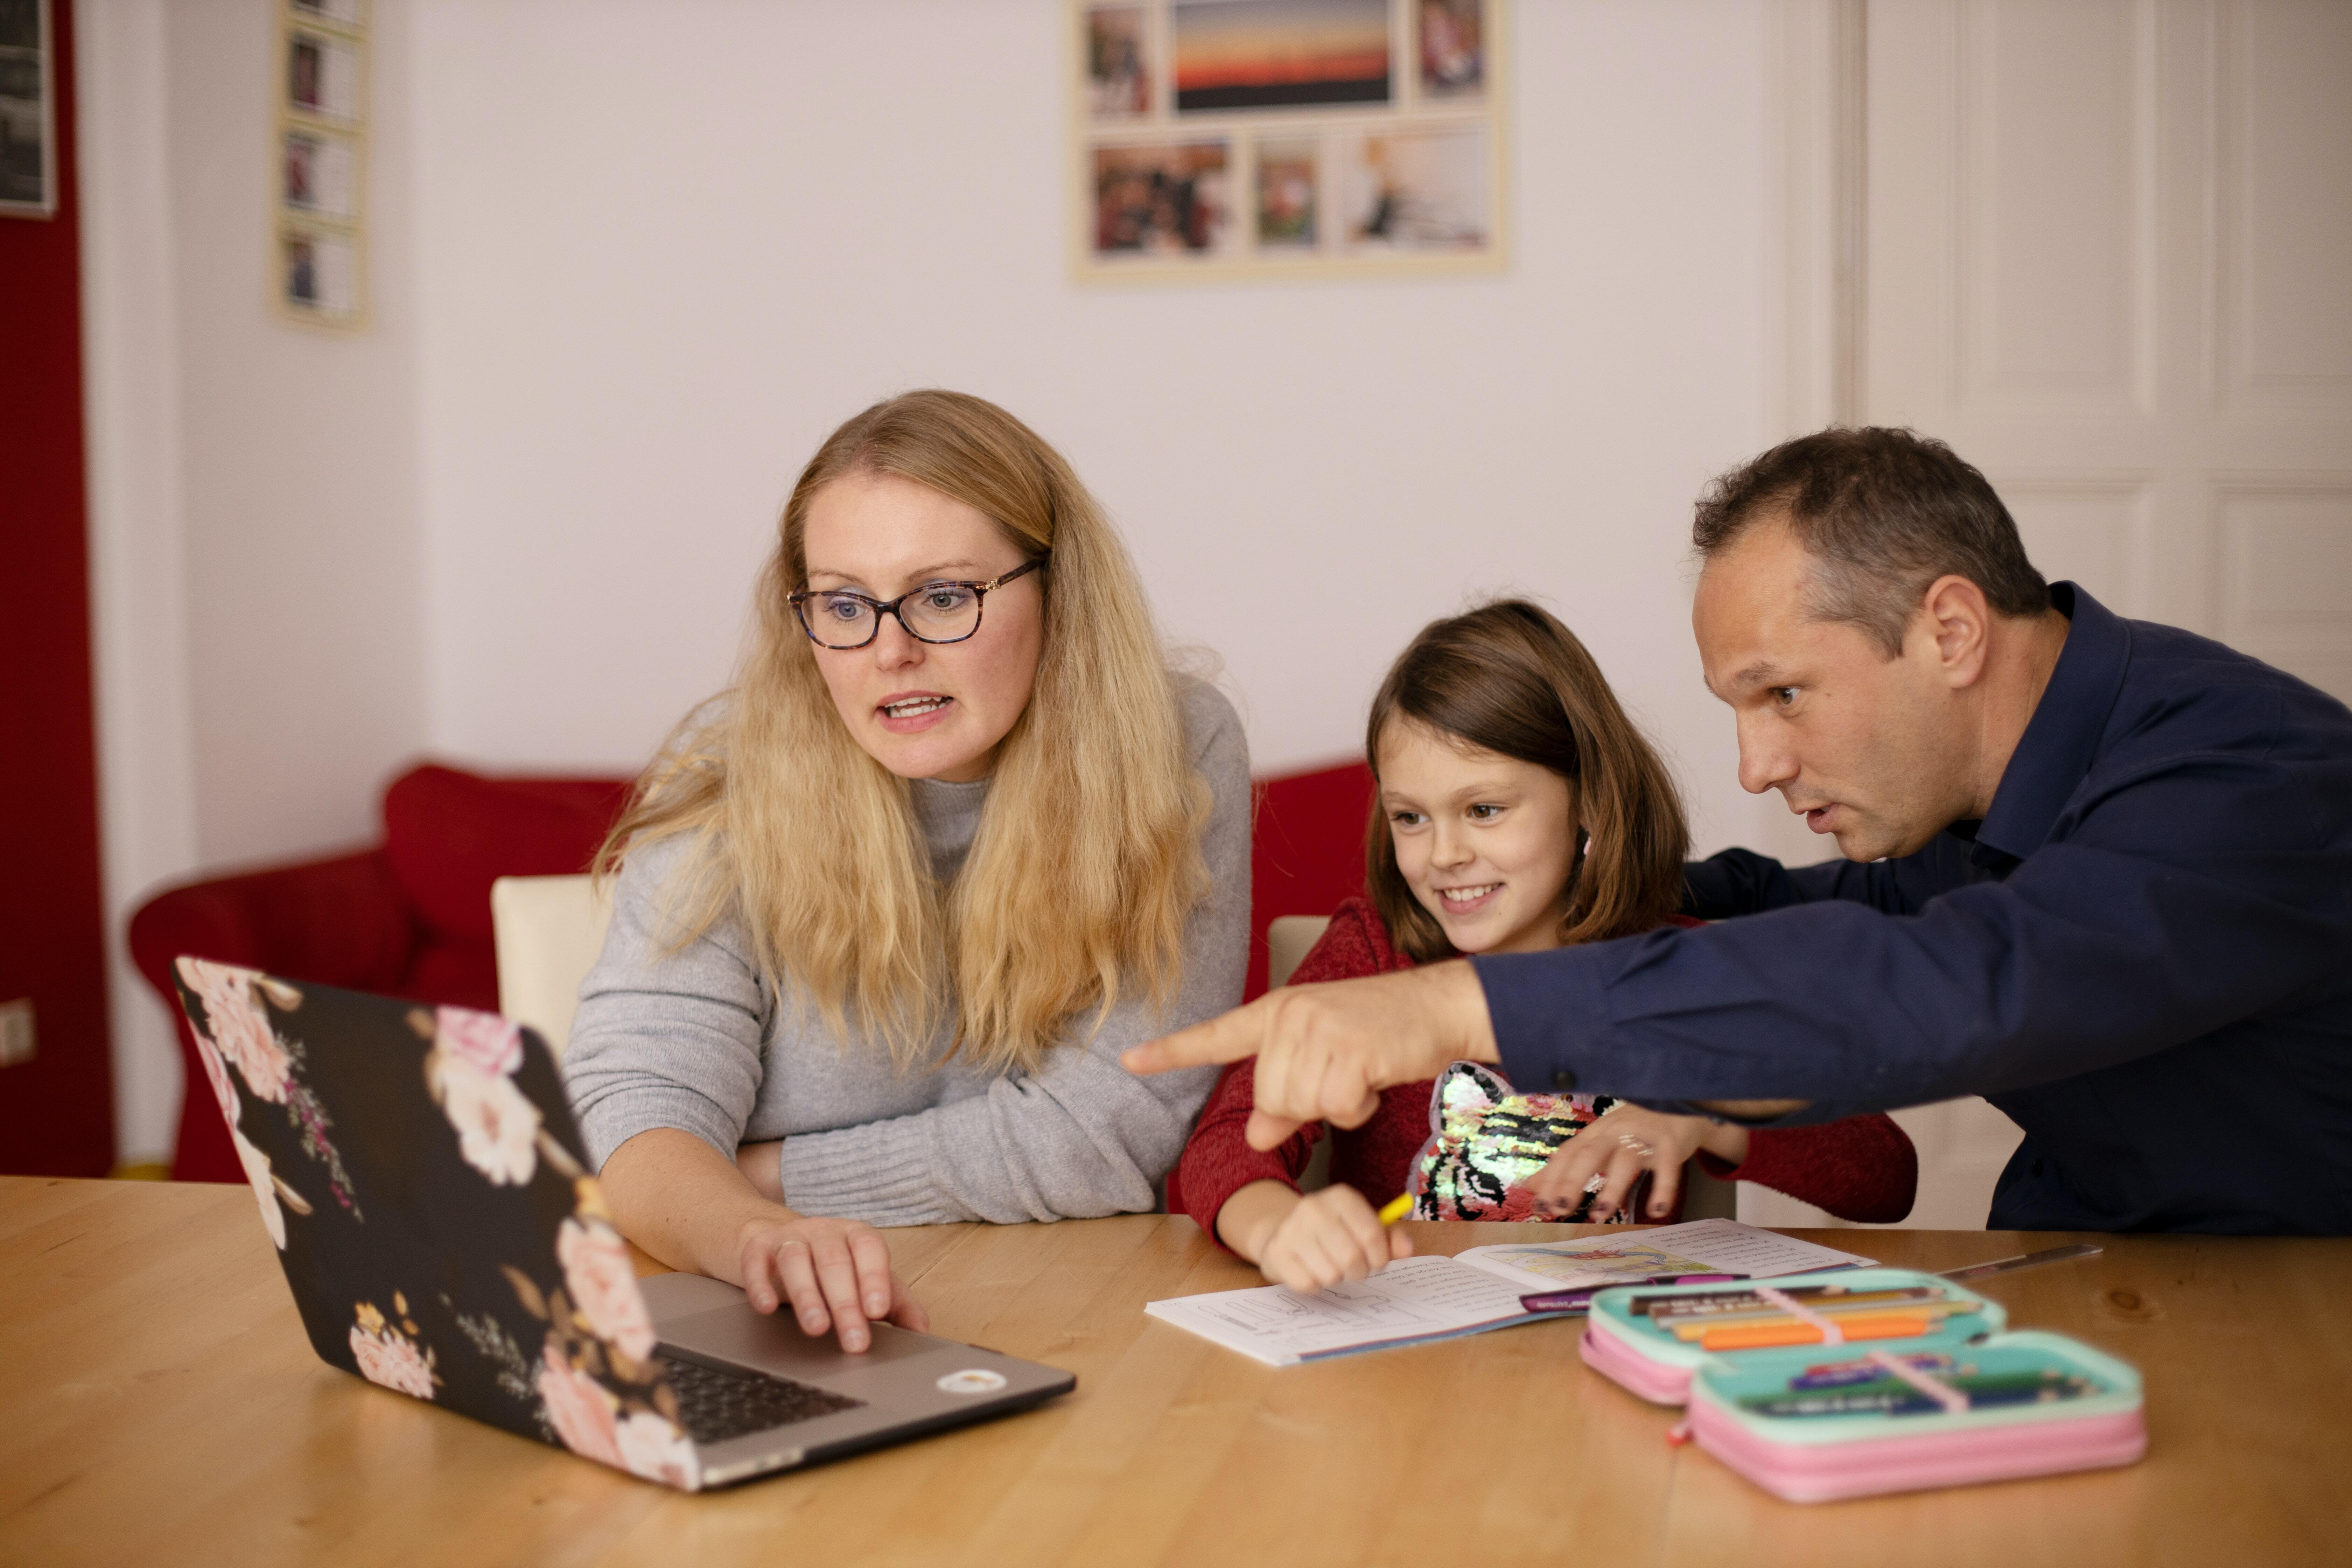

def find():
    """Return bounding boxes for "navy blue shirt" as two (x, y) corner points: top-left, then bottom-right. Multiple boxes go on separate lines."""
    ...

(1472, 585), (2352, 1235)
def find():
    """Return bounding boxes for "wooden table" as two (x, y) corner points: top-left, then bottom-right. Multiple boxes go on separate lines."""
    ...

(4, 1177), (2348, 1566)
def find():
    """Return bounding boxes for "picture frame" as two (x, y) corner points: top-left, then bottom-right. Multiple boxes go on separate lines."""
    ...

(1071, 0), (1507, 282)
(273, 0), (369, 329)
(0, 0), (57, 219)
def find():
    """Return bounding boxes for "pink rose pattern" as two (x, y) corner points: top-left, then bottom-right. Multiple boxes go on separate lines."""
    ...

(435, 1006), (523, 1078)
(177, 958), (293, 1104)
(174, 958), (352, 1222)
(536, 1342), (624, 1466)
(166, 962), (701, 1488)
(350, 1301), (438, 1401)
(428, 1050), (543, 1185)
(558, 1217), (657, 1360)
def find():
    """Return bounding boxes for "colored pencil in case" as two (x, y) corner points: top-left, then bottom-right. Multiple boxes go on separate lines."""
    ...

(1698, 1315), (1936, 1351)
(1667, 1300), (1967, 1342)
(1645, 1286), (1947, 1326)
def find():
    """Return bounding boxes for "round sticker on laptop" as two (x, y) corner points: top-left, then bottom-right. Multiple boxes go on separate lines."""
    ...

(937, 1368), (1007, 1395)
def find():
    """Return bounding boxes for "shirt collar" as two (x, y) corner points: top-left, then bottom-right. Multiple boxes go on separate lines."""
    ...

(1973, 582), (2130, 863)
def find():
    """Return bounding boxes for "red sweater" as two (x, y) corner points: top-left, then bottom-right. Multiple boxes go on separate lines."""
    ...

(1178, 899), (1919, 1246)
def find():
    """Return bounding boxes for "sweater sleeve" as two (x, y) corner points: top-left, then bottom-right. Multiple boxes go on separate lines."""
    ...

(562, 833), (771, 1170)
(770, 679), (1251, 1226)
(1699, 1113), (1919, 1224)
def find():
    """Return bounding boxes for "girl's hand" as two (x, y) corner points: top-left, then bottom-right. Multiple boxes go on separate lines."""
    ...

(735, 1212), (929, 1352)
(1256, 1185), (1413, 1294)
(1524, 1104), (1751, 1222)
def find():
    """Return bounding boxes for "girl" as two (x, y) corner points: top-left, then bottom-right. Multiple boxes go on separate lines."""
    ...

(1178, 600), (1914, 1294)
(564, 391), (1247, 1348)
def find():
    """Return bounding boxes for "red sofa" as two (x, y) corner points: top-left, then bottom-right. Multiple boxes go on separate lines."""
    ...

(129, 765), (632, 1181)
(130, 758), (1374, 1183)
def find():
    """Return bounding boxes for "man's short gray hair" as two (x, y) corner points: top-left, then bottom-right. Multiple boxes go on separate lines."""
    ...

(1693, 427), (2051, 656)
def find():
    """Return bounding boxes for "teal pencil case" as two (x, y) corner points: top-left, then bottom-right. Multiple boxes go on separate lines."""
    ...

(1579, 1269), (2146, 1502)
(1581, 1268), (2008, 1404)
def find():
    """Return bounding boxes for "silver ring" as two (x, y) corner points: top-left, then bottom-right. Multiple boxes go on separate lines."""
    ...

(1617, 1134), (1654, 1157)
(1582, 1174), (1608, 1194)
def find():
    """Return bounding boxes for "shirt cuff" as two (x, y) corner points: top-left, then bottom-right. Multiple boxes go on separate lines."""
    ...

(1469, 946), (1613, 1095)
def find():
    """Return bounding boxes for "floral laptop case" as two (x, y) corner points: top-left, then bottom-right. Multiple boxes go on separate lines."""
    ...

(168, 957), (1069, 1491)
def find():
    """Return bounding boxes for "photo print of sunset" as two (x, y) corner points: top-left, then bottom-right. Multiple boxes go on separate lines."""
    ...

(1172, 0), (1391, 112)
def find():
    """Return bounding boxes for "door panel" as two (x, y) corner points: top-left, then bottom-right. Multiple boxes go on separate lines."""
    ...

(1745, 0), (2352, 1230)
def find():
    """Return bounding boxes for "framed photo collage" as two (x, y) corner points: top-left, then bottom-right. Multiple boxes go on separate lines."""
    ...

(1073, 0), (1503, 281)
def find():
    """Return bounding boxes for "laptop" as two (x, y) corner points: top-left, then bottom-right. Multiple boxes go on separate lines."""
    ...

(168, 955), (1074, 1491)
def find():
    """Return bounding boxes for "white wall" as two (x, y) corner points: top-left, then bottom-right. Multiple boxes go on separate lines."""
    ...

(84, 0), (1813, 1164)
(79, 0), (426, 1163)
(410, 0), (1784, 869)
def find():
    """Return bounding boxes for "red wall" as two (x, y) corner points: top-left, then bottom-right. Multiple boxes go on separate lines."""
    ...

(0, 0), (116, 1176)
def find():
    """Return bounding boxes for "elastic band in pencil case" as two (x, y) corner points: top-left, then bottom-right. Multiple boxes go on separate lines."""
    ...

(1684, 1330), (2146, 1502)
(1578, 1268), (2007, 1406)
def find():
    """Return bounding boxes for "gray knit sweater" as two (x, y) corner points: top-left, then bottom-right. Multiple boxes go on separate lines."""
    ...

(561, 678), (1247, 1226)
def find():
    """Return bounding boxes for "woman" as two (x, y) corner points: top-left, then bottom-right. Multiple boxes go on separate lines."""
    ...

(1177, 601), (1914, 1293)
(564, 391), (1247, 1349)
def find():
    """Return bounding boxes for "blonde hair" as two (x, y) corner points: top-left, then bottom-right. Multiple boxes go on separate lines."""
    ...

(598, 390), (1211, 1073)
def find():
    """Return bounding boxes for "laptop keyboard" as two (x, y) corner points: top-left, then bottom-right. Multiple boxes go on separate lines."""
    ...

(656, 1353), (867, 1445)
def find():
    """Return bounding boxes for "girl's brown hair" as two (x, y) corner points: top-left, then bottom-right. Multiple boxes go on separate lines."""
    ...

(1363, 600), (1690, 961)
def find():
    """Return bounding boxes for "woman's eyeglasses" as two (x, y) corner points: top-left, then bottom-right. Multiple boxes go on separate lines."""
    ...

(788, 554), (1048, 650)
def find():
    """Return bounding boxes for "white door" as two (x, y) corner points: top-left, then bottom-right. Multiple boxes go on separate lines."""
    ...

(1745, 0), (2352, 1231)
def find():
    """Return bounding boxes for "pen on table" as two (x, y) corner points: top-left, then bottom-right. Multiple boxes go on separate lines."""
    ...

(1518, 1273), (1747, 1315)
(1937, 1244), (2102, 1281)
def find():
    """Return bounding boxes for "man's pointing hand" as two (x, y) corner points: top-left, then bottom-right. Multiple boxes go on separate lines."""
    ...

(1122, 961), (1501, 1150)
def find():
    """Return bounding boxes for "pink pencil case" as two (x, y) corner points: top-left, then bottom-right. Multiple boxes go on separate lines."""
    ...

(1684, 1331), (2146, 1502)
(1578, 1270), (2145, 1502)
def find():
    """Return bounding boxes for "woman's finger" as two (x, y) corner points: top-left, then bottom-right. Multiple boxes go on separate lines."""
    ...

(847, 1227), (896, 1320)
(775, 1238), (830, 1336)
(741, 1237), (783, 1314)
(808, 1237), (872, 1352)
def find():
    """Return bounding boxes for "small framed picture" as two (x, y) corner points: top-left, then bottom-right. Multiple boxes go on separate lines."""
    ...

(1085, 5), (1150, 118)
(280, 226), (359, 321)
(290, 0), (365, 27)
(1336, 125), (1490, 251)
(0, 0), (57, 219)
(1172, 0), (1390, 112)
(283, 127), (358, 220)
(1253, 138), (1319, 250)
(287, 27), (361, 123)
(1091, 139), (1232, 257)
(1416, 0), (1483, 99)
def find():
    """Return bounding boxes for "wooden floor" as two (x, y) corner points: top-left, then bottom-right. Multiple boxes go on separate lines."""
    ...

(3, 1176), (2349, 1567)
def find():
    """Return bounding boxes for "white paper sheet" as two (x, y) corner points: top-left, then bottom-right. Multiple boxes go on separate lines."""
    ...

(1144, 1255), (1544, 1366)
(1453, 1218), (1875, 1294)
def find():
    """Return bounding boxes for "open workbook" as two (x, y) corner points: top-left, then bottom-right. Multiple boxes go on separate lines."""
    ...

(1146, 1219), (1877, 1367)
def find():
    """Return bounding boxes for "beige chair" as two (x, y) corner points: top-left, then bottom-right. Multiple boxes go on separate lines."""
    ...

(490, 874), (615, 1060)
(1265, 915), (1330, 990)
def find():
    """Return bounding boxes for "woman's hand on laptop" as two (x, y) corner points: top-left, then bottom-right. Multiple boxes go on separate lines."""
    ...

(737, 1213), (929, 1353)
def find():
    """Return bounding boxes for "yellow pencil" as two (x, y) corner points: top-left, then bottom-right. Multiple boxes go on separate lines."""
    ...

(1378, 1195), (1414, 1225)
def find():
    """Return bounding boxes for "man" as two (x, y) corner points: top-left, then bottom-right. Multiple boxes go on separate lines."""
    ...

(1128, 428), (2352, 1234)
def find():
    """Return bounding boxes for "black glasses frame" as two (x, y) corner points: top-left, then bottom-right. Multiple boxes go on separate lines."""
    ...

(788, 553), (1048, 650)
